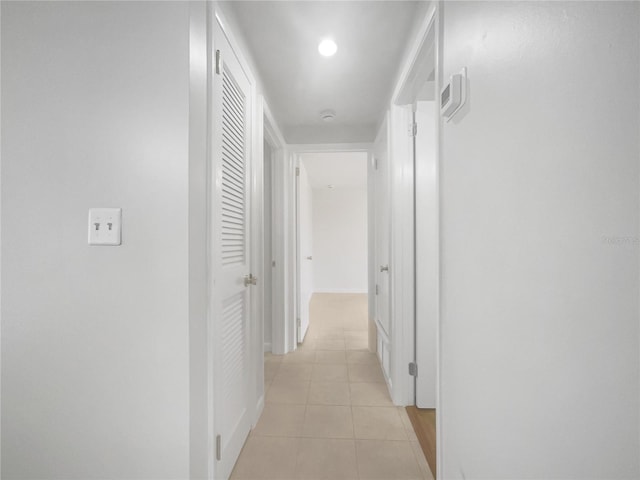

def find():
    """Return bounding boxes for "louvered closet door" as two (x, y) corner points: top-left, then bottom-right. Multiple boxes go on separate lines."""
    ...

(212, 22), (253, 480)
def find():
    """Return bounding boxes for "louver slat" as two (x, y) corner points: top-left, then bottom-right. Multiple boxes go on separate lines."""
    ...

(221, 68), (246, 267)
(221, 293), (245, 420)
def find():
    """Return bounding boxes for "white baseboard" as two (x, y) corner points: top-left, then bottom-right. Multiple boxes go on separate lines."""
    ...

(253, 394), (265, 428)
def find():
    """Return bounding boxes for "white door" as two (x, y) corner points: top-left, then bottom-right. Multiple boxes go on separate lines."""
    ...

(414, 101), (438, 408)
(212, 22), (253, 480)
(374, 119), (391, 377)
(263, 141), (273, 352)
(298, 163), (313, 343)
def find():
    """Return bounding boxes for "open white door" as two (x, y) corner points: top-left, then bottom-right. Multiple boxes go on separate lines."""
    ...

(297, 163), (313, 343)
(212, 20), (253, 480)
(414, 101), (438, 408)
(373, 118), (392, 379)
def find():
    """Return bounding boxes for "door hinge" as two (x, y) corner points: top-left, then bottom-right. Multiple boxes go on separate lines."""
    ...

(373, 157), (378, 170)
(375, 284), (379, 295)
(215, 49), (222, 75)
(216, 434), (221, 461)
(297, 317), (301, 328)
(296, 167), (300, 177)
(409, 122), (417, 137)
(408, 362), (418, 377)
(272, 260), (276, 267)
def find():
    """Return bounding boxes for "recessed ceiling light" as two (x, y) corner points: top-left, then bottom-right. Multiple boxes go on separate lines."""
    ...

(318, 38), (337, 57)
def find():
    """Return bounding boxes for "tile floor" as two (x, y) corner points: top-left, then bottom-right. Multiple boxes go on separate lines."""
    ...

(230, 293), (434, 480)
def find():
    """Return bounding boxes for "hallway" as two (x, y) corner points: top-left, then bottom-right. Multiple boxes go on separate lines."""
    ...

(230, 294), (433, 480)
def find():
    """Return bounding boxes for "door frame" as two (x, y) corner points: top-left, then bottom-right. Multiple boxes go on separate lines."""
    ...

(261, 101), (288, 357)
(250, 96), (287, 423)
(388, 1), (442, 476)
(206, 6), (263, 479)
(286, 143), (373, 352)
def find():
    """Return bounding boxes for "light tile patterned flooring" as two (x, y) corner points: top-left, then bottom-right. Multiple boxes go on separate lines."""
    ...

(230, 293), (434, 480)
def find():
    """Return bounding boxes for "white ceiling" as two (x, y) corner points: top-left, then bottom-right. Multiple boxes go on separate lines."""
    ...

(223, 1), (424, 144)
(301, 152), (368, 189)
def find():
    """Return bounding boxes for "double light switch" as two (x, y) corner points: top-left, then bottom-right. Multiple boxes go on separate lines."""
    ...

(88, 208), (122, 246)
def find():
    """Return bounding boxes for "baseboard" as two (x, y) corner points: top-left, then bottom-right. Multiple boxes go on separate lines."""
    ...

(253, 394), (265, 428)
(263, 342), (272, 353)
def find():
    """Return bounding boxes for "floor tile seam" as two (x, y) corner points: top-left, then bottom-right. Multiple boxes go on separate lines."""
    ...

(308, 379), (350, 385)
(351, 405), (404, 411)
(251, 432), (366, 441)
(260, 402), (309, 410)
(348, 380), (387, 384)
(249, 433), (359, 441)
(349, 403), (356, 442)
(272, 376), (314, 383)
(272, 375), (313, 381)
(355, 438), (415, 446)
(267, 381), (312, 390)
(399, 411), (418, 435)
(291, 438), (360, 480)
(353, 431), (363, 480)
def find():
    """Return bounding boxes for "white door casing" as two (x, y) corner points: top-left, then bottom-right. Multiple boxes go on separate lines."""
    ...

(211, 20), (253, 480)
(414, 101), (438, 408)
(264, 103), (289, 355)
(263, 139), (273, 352)
(386, 2), (438, 408)
(297, 163), (313, 343)
(389, 103), (416, 406)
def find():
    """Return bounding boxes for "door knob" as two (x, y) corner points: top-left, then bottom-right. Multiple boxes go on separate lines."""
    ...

(380, 265), (389, 272)
(243, 274), (257, 287)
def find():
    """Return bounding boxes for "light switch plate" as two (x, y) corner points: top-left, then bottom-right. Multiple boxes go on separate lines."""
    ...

(88, 208), (121, 246)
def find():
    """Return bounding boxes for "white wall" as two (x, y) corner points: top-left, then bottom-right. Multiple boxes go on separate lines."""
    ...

(312, 187), (368, 293)
(439, 2), (640, 478)
(188, 3), (209, 477)
(1, 2), (191, 478)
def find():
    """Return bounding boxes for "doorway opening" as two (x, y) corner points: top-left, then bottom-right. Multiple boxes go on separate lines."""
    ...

(293, 149), (371, 351)
(262, 138), (274, 354)
(261, 101), (288, 359)
(391, 7), (439, 476)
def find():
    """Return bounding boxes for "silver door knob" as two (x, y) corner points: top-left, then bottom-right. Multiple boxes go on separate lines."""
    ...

(380, 265), (389, 272)
(243, 274), (257, 287)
